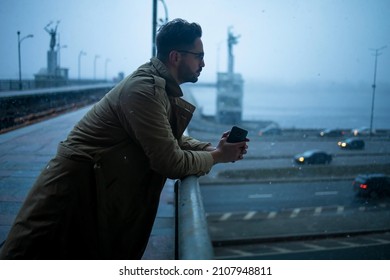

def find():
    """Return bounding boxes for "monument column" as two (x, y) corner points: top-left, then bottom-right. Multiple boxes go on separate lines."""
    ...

(44, 21), (59, 76)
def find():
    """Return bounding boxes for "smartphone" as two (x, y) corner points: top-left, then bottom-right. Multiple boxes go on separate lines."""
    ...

(226, 126), (248, 143)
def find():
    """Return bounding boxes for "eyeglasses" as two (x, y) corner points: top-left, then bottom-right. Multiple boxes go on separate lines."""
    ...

(177, 50), (204, 61)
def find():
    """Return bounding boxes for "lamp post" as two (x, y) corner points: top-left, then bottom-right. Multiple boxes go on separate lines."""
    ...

(94, 55), (100, 80)
(17, 31), (33, 90)
(152, 0), (169, 57)
(57, 44), (67, 69)
(105, 58), (111, 81)
(369, 45), (386, 137)
(78, 50), (86, 80)
(56, 33), (67, 69)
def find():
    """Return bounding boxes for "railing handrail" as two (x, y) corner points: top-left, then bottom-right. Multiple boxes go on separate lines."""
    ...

(175, 175), (214, 260)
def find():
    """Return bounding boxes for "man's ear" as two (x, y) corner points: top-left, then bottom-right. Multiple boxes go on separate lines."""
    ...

(168, 50), (180, 66)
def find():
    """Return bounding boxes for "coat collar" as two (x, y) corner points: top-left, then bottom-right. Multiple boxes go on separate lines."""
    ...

(150, 57), (183, 98)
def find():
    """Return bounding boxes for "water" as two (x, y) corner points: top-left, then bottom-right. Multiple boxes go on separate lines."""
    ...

(185, 82), (390, 129)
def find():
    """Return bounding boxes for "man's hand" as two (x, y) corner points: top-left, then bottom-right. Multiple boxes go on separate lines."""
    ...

(210, 131), (249, 164)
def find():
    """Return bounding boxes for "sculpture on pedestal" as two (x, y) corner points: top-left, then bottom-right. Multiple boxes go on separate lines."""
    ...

(44, 21), (60, 51)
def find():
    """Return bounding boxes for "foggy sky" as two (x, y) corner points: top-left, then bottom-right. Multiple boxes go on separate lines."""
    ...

(1, 0), (389, 86)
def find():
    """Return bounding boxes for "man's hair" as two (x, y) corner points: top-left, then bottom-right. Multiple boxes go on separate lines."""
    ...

(156, 18), (202, 62)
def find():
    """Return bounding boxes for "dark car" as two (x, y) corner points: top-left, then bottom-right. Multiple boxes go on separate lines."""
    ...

(338, 138), (365, 150)
(258, 126), (282, 136)
(294, 149), (332, 165)
(319, 129), (345, 137)
(353, 174), (390, 197)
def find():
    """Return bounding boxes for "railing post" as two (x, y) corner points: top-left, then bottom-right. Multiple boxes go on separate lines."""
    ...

(175, 175), (214, 259)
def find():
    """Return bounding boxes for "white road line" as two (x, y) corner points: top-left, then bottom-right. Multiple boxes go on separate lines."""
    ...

(243, 211), (256, 220)
(267, 211), (277, 219)
(248, 193), (273, 199)
(359, 206), (366, 211)
(314, 207), (322, 216)
(302, 243), (326, 250)
(219, 213), (232, 221)
(337, 206), (344, 214)
(272, 246), (293, 253)
(290, 208), (301, 218)
(226, 248), (254, 257)
(315, 191), (338, 196)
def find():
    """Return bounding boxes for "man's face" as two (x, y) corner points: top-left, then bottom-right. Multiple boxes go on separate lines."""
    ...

(177, 37), (205, 84)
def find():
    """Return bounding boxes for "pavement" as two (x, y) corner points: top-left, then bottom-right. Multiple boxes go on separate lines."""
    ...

(0, 105), (175, 260)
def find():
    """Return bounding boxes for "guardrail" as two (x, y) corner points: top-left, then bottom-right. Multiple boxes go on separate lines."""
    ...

(175, 175), (214, 259)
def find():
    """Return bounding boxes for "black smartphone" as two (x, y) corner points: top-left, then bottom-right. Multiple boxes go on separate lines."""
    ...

(226, 126), (248, 143)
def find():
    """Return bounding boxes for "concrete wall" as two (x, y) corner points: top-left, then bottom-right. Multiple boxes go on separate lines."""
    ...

(0, 84), (115, 132)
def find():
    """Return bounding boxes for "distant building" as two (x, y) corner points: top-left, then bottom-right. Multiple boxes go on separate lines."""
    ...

(216, 27), (244, 124)
(216, 72), (244, 124)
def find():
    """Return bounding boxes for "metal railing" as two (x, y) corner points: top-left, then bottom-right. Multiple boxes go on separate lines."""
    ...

(175, 175), (214, 259)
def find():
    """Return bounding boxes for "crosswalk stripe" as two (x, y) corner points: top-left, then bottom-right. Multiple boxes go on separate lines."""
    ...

(243, 211), (256, 220)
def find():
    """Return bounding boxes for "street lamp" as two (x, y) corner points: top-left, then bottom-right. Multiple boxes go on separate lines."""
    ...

(56, 33), (67, 69)
(152, 0), (169, 57)
(78, 50), (87, 80)
(57, 44), (67, 69)
(105, 58), (111, 81)
(158, 0), (169, 26)
(17, 31), (33, 90)
(369, 45), (387, 137)
(94, 55), (100, 80)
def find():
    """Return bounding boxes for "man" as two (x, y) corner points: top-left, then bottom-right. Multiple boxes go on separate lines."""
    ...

(0, 18), (248, 259)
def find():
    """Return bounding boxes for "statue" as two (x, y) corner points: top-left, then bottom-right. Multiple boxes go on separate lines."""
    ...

(44, 21), (60, 51)
(227, 26), (240, 74)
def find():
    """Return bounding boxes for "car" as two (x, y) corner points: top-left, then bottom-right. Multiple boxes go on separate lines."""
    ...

(319, 128), (346, 137)
(258, 125), (282, 136)
(337, 138), (365, 150)
(352, 126), (376, 136)
(293, 149), (332, 165)
(353, 174), (390, 197)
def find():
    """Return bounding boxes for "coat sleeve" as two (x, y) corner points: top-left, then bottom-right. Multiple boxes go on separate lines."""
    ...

(180, 135), (212, 151)
(117, 77), (214, 179)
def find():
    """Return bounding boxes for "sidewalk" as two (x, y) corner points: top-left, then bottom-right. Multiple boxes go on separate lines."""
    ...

(0, 106), (175, 259)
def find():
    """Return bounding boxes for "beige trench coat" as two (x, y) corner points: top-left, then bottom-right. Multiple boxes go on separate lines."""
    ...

(0, 58), (214, 259)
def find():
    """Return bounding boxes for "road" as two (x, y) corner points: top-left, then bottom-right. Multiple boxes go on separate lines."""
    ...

(201, 180), (390, 212)
(194, 130), (390, 259)
(201, 180), (390, 259)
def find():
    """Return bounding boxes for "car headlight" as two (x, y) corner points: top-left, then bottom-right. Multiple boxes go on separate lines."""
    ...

(298, 157), (305, 162)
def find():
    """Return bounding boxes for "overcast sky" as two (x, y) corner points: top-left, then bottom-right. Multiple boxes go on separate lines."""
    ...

(1, 0), (389, 86)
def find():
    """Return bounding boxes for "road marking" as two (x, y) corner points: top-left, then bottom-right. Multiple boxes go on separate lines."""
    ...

(219, 213), (232, 221)
(272, 246), (293, 253)
(290, 208), (301, 218)
(314, 207), (322, 216)
(267, 211), (277, 219)
(315, 191), (338, 196)
(302, 243), (326, 250)
(337, 206), (344, 214)
(226, 248), (254, 257)
(248, 193), (273, 199)
(359, 206), (366, 211)
(243, 211), (256, 220)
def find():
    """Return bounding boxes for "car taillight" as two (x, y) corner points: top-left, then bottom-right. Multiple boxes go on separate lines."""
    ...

(360, 184), (368, 189)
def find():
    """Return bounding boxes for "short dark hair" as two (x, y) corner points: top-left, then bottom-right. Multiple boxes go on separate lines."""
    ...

(156, 18), (202, 62)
